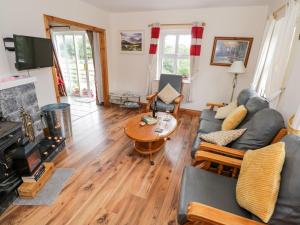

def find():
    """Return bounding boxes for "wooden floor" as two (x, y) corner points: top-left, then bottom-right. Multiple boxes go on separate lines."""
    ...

(0, 105), (199, 225)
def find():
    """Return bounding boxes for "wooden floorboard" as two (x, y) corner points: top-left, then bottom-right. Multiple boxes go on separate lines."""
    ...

(0, 105), (199, 225)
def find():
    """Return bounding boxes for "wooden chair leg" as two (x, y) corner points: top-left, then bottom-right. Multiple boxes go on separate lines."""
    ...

(217, 164), (223, 175)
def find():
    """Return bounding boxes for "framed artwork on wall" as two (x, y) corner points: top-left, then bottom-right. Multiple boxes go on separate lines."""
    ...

(210, 37), (253, 67)
(120, 30), (144, 53)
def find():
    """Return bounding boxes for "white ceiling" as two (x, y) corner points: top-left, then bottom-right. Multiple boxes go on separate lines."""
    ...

(81, 0), (272, 12)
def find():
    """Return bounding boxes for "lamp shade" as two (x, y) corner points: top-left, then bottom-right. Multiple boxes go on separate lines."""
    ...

(228, 61), (246, 74)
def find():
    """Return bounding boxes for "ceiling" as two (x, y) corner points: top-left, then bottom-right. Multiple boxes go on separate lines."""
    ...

(82, 0), (272, 12)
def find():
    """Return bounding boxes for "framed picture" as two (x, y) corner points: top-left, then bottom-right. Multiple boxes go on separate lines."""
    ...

(210, 37), (253, 67)
(120, 30), (144, 53)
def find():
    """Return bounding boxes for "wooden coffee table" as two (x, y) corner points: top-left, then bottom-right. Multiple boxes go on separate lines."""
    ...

(124, 112), (177, 165)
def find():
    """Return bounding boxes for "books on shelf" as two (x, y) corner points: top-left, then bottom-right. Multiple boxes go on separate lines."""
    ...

(141, 115), (157, 125)
(21, 164), (45, 183)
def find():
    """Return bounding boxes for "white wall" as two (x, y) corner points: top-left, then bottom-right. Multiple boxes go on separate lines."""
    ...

(108, 6), (268, 110)
(0, 0), (109, 106)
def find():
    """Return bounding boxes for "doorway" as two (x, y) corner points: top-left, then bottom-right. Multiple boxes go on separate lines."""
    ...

(52, 31), (96, 100)
(43, 15), (109, 106)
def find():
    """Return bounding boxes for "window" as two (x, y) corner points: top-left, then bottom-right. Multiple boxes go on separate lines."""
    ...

(158, 30), (191, 80)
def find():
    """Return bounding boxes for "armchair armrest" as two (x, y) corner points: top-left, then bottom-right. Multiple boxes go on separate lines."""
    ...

(200, 142), (245, 159)
(195, 151), (242, 169)
(174, 95), (184, 104)
(206, 102), (226, 110)
(146, 92), (158, 101)
(187, 202), (265, 225)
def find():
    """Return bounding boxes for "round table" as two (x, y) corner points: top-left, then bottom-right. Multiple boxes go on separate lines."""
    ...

(124, 112), (177, 165)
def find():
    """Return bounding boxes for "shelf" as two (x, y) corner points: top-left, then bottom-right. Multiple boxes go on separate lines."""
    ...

(0, 76), (37, 91)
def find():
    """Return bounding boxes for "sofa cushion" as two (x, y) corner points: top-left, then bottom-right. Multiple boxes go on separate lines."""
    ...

(200, 109), (218, 121)
(231, 109), (284, 150)
(191, 132), (202, 158)
(198, 119), (222, 134)
(268, 135), (300, 225)
(178, 166), (251, 225)
(157, 83), (180, 104)
(158, 74), (182, 93)
(237, 88), (257, 106)
(240, 96), (269, 126)
(215, 102), (237, 119)
(154, 100), (175, 112)
(237, 142), (286, 223)
(200, 129), (247, 146)
(222, 105), (247, 131)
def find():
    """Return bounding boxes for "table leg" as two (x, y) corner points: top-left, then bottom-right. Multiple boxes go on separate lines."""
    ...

(149, 142), (154, 166)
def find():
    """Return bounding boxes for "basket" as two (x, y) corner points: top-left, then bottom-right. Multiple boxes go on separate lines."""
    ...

(287, 115), (300, 136)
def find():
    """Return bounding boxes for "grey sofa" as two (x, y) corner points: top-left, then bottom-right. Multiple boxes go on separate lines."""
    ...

(191, 88), (285, 158)
(178, 134), (300, 225)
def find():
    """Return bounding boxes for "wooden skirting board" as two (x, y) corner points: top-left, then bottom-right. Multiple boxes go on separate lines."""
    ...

(138, 102), (201, 117)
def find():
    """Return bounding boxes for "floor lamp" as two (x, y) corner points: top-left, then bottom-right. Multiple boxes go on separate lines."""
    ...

(228, 61), (246, 102)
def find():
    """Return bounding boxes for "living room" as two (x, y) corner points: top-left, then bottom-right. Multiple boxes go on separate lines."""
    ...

(0, 0), (300, 224)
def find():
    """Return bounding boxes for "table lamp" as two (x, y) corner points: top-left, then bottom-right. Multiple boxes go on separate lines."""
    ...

(228, 61), (246, 102)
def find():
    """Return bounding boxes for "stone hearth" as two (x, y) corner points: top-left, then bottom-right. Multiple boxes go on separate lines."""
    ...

(0, 82), (43, 140)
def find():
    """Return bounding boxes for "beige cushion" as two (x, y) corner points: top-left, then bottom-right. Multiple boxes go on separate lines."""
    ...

(222, 105), (247, 131)
(236, 142), (286, 223)
(215, 102), (237, 119)
(157, 83), (180, 104)
(200, 128), (246, 146)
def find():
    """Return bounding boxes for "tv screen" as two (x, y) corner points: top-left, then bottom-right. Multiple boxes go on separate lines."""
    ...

(14, 34), (53, 70)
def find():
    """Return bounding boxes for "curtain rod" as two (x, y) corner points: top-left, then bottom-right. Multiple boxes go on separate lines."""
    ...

(273, 3), (287, 19)
(148, 22), (206, 27)
(272, 0), (298, 19)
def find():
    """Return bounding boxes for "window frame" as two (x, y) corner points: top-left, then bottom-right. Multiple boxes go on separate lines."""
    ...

(157, 29), (191, 80)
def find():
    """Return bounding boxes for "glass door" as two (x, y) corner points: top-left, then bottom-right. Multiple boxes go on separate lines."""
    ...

(52, 31), (95, 98)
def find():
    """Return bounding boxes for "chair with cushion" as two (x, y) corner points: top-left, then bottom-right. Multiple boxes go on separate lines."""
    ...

(146, 74), (183, 117)
(178, 134), (300, 225)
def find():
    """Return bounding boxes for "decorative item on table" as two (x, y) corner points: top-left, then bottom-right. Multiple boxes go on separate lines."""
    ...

(20, 106), (35, 142)
(152, 101), (157, 118)
(210, 37), (253, 67)
(120, 30), (144, 53)
(141, 115), (157, 125)
(21, 163), (45, 183)
(228, 61), (246, 101)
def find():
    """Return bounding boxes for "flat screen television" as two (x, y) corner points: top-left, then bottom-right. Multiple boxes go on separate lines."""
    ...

(14, 34), (53, 70)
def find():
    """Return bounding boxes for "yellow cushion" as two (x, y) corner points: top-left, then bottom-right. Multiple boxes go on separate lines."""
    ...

(222, 105), (247, 131)
(236, 142), (286, 223)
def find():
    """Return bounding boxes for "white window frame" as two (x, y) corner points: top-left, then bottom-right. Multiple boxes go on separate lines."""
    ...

(157, 29), (191, 80)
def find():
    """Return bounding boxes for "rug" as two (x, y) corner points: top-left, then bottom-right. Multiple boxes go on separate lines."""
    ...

(14, 168), (75, 206)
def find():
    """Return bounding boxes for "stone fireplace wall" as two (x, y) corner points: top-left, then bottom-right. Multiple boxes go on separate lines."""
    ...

(0, 82), (43, 140)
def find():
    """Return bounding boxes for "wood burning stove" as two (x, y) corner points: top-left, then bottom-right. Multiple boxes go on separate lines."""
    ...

(13, 141), (42, 176)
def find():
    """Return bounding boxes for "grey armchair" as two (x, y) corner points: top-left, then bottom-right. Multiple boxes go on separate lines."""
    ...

(178, 134), (300, 225)
(146, 74), (183, 118)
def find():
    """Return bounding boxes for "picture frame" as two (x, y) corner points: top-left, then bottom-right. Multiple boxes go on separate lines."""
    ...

(120, 30), (144, 53)
(210, 37), (253, 67)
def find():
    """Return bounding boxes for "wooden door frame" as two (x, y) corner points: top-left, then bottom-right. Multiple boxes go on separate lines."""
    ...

(43, 14), (109, 106)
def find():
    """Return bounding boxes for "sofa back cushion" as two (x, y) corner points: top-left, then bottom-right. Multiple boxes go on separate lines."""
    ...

(230, 109), (284, 150)
(237, 88), (257, 106)
(239, 96), (269, 126)
(268, 135), (300, 225)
